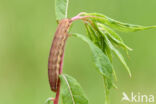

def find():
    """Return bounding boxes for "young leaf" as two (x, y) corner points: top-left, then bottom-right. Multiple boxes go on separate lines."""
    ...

(99, 30), (132, 77)
(87, 20), (131, 77)
(104, 43), (112, 62)
(86, 22), (119, 82)
(85, 23), (113, 62)
(60, 74), (88, 104)
(83, 12), (156, 32)
(85, 23), (99, 43)
(72, 33), (113, 81)
(97, 23), (132, 51)
(55, 0), (69, 21)
(112, 45), (132, 77)
(84, 23), (102, 48)
(85, 22), (118, 82)
(73, 33), (115, 104)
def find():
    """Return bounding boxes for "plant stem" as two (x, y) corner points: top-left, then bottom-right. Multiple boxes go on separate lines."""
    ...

(53, 53), (64, 104)
(71, 13), (91, 21)
(53, 80), (61, 104)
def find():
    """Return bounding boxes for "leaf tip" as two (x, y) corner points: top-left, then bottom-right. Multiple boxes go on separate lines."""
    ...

(129, 72), (132, 78)
(125, 66), (132, 78)
(128, 47), (133, 51)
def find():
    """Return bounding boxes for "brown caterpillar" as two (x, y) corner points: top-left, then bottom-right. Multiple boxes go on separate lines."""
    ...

(48, 19), (72, 92)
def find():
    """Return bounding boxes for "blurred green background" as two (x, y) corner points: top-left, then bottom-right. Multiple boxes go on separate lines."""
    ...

(0, 0), (156, 104)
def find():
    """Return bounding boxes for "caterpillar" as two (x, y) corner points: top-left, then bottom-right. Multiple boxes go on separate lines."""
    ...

(48, 19), (72, 92)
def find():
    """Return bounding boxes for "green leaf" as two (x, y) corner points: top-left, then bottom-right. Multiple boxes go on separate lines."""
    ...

(84, 23), (101, 47)
(73, 33), (114, 104)
(104, 43), (112, 62)
(60, 74), (88, 104)
(85, 23), (97, 42)
(112, 45), (131, 77)
(97, 23), (132, 51)
(83, 12), (156, 32)
(85, 22), (112, 62)
(55, 0), (69, 20)
(85, 22), (118, 82)
(87, 20), (131, 77)
(72, 33), (113, 81)
(99, 30), (132, 77)
(86, 21), (119, 83)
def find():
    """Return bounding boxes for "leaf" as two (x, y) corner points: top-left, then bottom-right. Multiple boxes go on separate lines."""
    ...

(87, 20), (131, 77)
(60, 74), (88, 104)
(85, 22), (119, 80)
(98, 29), (132, 77)
(97, 23), (132, 51)
(72, 33), (113, 81)
(83, 12), (156, 32)
(84, 23), (101, 48)
(85, 23), (113, 63)
(85, 22), (118, 82)
(55, 0), (69, 20)
(85, 23), (97, 42)
(104, 43), (112, 62)
(112, 45), (131, 77)
(73, 33), (114, 104)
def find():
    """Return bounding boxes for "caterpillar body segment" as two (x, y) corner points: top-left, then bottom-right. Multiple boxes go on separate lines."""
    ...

(48, 19), (72, 92)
